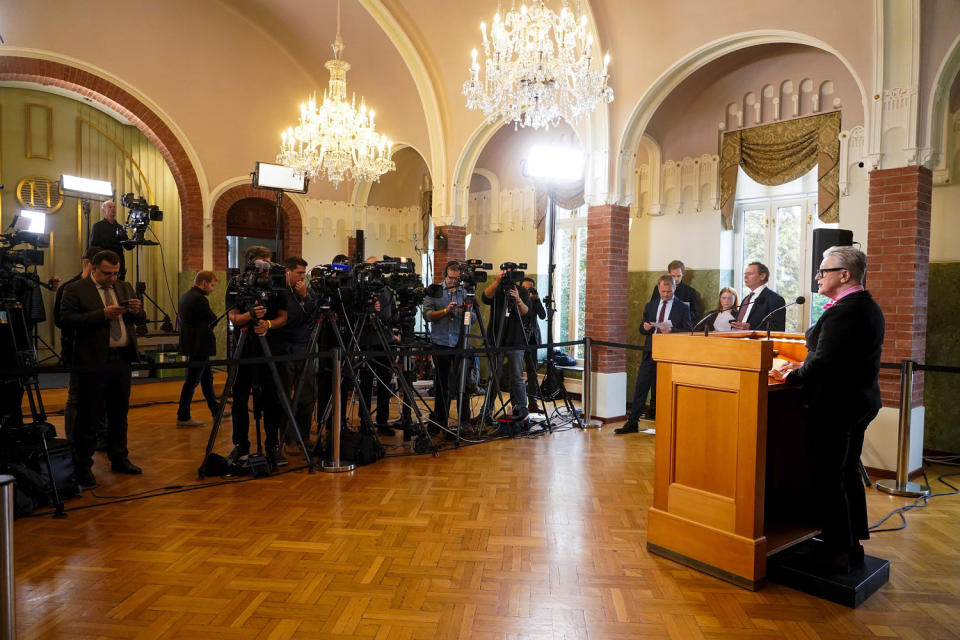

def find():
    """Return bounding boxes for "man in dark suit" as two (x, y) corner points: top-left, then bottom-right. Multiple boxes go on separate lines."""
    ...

(54, 245), (102, 446)
(89, 200), (129, 280)
(730, 261), (786, 331)
(59, 250), (146, 486)
(774, 246), (884, 572)
(648, 259), (700, 322)
(176, 270), (219, 428)
(616, 274), (693, 434)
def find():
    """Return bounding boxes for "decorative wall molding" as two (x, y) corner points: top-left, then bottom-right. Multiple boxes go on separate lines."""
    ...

(718, 77), (841, 133)
(634, 154), (719, 217)
(838, 125), (865, 195)
(467, 186), (536, 234)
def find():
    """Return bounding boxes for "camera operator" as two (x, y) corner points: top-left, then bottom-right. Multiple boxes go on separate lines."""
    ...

(423, 261), (473, 433)
(226, 245), (288, 467)
(520, 277), (546, 414)
(482, 266), (531, 418)
(270, 256), (318, 454)
(54, 245), (104, 447)
(90, 200), (129, 280)
(357, 256), (396, 436)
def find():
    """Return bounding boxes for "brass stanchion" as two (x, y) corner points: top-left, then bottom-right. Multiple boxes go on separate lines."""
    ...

(322, 348), (354, 473)
(580, 337), (601, 429)
(877, 359), (929, 498)
(1, 475), (15, 639)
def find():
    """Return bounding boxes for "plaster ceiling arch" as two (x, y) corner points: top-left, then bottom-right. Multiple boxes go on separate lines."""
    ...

(615, 30), (870, 207)
(925, 32), (960, 174)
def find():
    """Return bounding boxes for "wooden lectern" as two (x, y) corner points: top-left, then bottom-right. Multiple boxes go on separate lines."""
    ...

(646, 331), (817, 589)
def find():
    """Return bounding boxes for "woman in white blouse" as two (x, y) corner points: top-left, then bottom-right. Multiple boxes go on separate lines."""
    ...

(711, 287), (739, 332)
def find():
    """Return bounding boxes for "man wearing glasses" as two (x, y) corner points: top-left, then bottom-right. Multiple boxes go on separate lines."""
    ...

(59, 250), (146, 487)
(773, 246), (885, 572)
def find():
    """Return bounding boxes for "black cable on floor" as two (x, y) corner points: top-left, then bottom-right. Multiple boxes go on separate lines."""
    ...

(868, 465), (959, 533)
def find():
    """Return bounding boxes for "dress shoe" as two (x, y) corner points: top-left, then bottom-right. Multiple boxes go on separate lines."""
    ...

(614, 423), (639, 434)
(267, 445), (288, 468)
(76, 466), (97, 488)
(227, 445), (249, 465)
(639, 410), (656, 421)
(111, 458), (142, 474)
(376, 425), (395, 436)
(95, 439), (108, 452)
(527, 403), (540, 415)
(176, 418), (205, 429)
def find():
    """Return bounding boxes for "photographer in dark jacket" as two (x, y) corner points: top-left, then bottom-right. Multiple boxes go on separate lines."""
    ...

(520, 277), (546, 414)
(226, 246), (288, 467)
(271, 256), (318, 453)
(89, 200), (129, 280)
(175, 271), (219, 428)
(482, 266), (531, 418)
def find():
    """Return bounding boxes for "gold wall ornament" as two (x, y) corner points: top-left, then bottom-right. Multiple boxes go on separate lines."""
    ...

(25, 103), (54, 160)
(16, 175), (63, 213)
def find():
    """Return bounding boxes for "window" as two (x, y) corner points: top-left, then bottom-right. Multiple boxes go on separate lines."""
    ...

(552, 206), (587, 360)
(733, 167), (837, 333)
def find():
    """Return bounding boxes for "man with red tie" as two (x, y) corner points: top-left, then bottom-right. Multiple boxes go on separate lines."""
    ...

(616, 274), (693, 434)
(730, 261), (786, 331)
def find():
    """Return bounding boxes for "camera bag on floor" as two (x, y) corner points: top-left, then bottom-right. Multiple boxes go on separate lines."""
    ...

(0, 426), (80, 504)
(338, 426), (385, 466)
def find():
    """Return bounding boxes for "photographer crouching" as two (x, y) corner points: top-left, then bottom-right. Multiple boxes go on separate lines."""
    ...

(225, 246), (288, 467)
(482, 263), (531, 420)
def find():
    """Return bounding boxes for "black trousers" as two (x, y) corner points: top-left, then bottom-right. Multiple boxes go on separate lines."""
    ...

(231, 362), (281, 451)
(275, 344), (317, 445)
(432, 345), (470, 428)
(809, 410), (875, 554)
(627, 356), (656, 424)
(177, 355), (218, 421)
(75, 349), (131, 467)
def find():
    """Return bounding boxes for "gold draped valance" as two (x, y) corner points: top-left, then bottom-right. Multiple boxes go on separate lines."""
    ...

(719, 111), (841, 229)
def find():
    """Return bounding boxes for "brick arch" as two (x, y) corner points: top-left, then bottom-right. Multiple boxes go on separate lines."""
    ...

(211, 184), (303, 269)
(0, 55), (205, 269)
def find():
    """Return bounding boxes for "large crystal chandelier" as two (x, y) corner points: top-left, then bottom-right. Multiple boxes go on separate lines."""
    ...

(462, 1), (613, 130)
(277, 1), (394, 187)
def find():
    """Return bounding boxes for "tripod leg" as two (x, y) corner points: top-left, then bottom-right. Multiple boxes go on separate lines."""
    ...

(257, 336), (314, 469)
(199, 330), (248, 477)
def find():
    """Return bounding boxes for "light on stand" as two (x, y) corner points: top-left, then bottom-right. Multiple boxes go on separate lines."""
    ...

(251, 162), (309, 262)
(58, 174), (115, 248)
(17, 210), (46, 233)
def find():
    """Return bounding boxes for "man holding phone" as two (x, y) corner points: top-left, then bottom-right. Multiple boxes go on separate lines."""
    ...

(423, 261), (472, 433)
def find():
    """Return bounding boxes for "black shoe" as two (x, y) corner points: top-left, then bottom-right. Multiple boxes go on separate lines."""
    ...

(95, 439), (108, 452)
(376, 425), (395, 436)
(111, 458), (142, 474)
(614, 423), (639, 434)
(639, 410), (656, 421)
(76, 466), (97, 487)
(267, 445), (288, 468)
(227, 445), (249, 465)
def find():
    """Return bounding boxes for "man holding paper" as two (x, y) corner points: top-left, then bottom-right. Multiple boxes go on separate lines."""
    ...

(616, 275), (693, 434)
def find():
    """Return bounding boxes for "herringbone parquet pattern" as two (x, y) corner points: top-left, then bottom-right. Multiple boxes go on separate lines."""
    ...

(12, 380), (960, 639)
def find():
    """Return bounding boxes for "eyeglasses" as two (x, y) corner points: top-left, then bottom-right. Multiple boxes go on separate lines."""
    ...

(816, 267), (845, 278)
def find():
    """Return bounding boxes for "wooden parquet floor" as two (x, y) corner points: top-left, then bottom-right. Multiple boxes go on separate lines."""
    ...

(11, 380), (960, 639)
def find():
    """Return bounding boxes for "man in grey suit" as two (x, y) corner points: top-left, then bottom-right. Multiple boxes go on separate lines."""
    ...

(59, 250), (146, 486)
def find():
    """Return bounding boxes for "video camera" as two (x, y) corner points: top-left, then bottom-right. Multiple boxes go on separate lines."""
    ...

(459, 259), (491, 290)
(226, 259), (287, 309)
(120, 192), (163, 226)
(499, 261), (527, 287)
(0, 230), (50, 296)
(308, 262), (352, 309)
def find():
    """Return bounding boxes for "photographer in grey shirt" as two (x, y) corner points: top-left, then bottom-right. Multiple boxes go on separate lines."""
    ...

(423, 261), (472, 432)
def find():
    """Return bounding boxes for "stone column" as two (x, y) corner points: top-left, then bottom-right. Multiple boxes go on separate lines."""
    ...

(585, 204), (630, 421)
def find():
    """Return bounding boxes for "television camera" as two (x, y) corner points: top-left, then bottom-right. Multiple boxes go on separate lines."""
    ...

(226, 259), (287, 310)
(498, 261), (527, 289)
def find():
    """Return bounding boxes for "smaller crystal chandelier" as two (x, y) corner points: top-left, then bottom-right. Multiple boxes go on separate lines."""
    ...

(277, 1), (395, 187)
(463, 0), (613, 130)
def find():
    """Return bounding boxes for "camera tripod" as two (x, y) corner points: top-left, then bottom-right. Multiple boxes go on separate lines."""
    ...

(0, 298), (66, 517)
(344, 301), (435, 454)
(199, 304), (314, 477)
(122, 237), (173, 334)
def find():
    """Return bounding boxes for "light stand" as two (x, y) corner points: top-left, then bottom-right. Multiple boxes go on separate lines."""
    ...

(58, 175), (114, 248)
(251, 162), (308, 262)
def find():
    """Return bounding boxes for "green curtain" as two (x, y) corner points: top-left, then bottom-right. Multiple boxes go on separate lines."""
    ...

(719, 111), (841, 229)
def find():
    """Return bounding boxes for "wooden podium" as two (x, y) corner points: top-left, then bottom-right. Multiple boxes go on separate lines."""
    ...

(646, 331), (817, 589)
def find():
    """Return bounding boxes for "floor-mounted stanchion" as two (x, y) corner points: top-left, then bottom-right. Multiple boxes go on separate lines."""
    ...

(580, 337), (601, 429)
(1, 475), (15, 639)
(877, 359), (929, 498)
(323, 348), (355, 473)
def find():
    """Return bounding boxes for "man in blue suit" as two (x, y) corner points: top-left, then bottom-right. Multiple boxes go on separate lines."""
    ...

(616, 274), (693, 434)
(730, 261), (786, 331)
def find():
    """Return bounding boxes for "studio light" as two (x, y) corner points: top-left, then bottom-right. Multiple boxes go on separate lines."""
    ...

(18, 209), (46, 233)
(58, 174), (114, 200)
(525, 145), (584, 182)
(252, 162), (309, 193)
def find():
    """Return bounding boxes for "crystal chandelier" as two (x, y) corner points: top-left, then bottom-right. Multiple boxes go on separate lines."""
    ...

(462, 1), (613, 130)
(277, 1), (395, 187)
